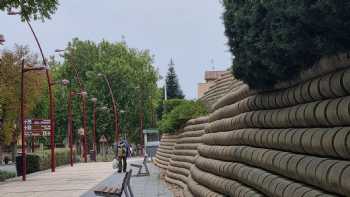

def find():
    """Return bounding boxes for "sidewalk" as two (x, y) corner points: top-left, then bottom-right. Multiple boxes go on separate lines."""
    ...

(82, 159), (172, 197)
(0, 157), (171, 197)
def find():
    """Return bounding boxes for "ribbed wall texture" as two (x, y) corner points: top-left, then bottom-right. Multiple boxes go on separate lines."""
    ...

(164, 116), (208, 194)
(154, 133), (178, 170)
(156, 56), (350, 197)
(188, 64), (350, 197)
(200, 71), (244, 109)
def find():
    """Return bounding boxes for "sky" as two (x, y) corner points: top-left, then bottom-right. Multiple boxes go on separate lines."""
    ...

(0, 0), (232, 99)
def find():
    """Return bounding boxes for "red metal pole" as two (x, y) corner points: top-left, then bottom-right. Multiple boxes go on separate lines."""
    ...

(68, 91), (73, 166)
(25, 21), (55, 173)
(82, 96), (88, 162)
(47, 72), (55, 172)
(20, 60), (26, 181)
(92, 101), (97, 161)
(139, 86), (145, 156)
(103, 75), (119, 143)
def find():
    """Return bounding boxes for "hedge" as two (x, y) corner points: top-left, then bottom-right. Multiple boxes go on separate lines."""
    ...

(16, 154), (40, 176)
(0, 170), (16, 181)
(15, 148), (73, 176)
(223, 0), (350, 89)
(34, 148), (73, 170)
(158, 101), (208, 133)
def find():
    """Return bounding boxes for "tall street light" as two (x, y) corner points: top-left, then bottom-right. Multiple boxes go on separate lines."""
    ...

(91, 103), (108, 160)
(90, 97), (97, 161)
(9, 10), (57, 173)
(55, 48), (88, 162)
(20, 60), (46, 181)
(97, 73), (120, 143)
(68, 90), (88, 166)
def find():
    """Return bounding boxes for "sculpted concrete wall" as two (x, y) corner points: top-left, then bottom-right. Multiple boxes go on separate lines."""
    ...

(164, 117), (210, 195)
(154, 133), (178, 170)
(188, 65), (350, 197)
(157, 56), (350, 197)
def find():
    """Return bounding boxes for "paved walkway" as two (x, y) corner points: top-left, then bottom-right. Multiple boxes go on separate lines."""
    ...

(0, 158), (172, 197)
(82, 160), (172, 197)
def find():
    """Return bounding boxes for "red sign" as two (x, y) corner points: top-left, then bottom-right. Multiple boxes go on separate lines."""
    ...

(24, 119), (51, 137)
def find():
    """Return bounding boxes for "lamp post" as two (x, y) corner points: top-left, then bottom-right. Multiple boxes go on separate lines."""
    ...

(55, 49), (88, 162)
(90, 97), (97, 161)
(9, 10), (57, 173)
(68, 90), (88, 165)
(97, 73), (119, 143)
(20, 60), (46, 181)
(119, 110), (126, 139)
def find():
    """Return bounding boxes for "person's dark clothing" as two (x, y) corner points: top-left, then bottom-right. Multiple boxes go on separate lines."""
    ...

(115, 140), (131, 158)
(116, 140), (130, 173)
(118, 156), (127, 173)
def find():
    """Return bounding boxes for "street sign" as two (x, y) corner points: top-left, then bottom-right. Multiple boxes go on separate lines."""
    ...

(24, 119), (51, 137)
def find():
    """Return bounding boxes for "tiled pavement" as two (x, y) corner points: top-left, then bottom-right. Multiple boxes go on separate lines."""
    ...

(82, 159), (172, 197)
(0, 157), (172, 197)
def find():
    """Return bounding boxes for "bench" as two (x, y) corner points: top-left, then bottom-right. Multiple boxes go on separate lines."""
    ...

(130, 156), (150, 177)
(94, 169), (134, 197)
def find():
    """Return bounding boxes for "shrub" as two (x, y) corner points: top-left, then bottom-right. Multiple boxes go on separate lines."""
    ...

(0, 170), (16, 181)
(16, 148), (73, 176)
(34, 148), (73, 170)
(158, 100), (208, 133)
(163, 99), (187, 114)
(15, 154), (40, 176)
(223, 0), (350, 89)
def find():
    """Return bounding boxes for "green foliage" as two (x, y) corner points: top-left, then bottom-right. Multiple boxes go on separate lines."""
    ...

(34, 148), (72, 170)
(0, 170), (16, 181)
(52, 39), (159, 145)
(165, 61), (184, 99)
(15, 148), (71, 175)
(15, 154), (40, 176)
(163, 99), (187, 114)
(0, 0), (59, 21)
(158, 100), (207, 133)
(0, 45), (46, 145)
(223, 0), (350, 89)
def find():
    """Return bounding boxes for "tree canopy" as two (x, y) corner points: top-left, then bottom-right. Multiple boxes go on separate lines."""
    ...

(0, 0), (58, 21)
(223, 0), (350, 89)
(0, 45), (46, 145)
(51, 39), (159, 144)
(165, 59), (184, 99)
(158, 100), (207, 133)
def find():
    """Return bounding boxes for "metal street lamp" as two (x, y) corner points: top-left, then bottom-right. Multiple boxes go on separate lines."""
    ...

(97, 73), (120, 143)
(67, 91), (88, 166)
(9, 10), (57, 175)
(90, 97), (97, 161)
(55, 48), (89, 163)
(20, 60), (46, 181)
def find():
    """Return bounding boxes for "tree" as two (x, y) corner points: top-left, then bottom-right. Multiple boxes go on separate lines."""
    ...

(158, 100), (207, 133)
(0, 45), (46, 161)
(0, 45), (46, 144)
(52, 39), (159, 145)
(165, 59), (184, 99)
(222, 0), (350, 89)
(0, 0), (59, 21)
